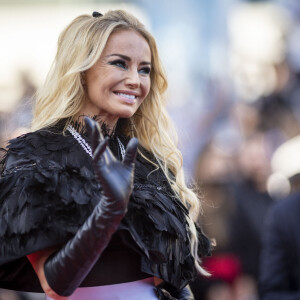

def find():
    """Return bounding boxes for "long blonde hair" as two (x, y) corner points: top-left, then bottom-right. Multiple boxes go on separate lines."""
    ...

(32, 9), (208, 275)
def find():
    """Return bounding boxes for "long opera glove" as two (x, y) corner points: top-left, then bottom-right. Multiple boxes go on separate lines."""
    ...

(44, 117), (138, 296)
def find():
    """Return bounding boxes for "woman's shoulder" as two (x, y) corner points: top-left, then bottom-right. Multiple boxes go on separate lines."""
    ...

(6, 127), (72, 156)
(1, 127), (79, 174)
(0, 128), (100, 274)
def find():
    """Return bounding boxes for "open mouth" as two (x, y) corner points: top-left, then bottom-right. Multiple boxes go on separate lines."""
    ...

(114, 92), (137, 100)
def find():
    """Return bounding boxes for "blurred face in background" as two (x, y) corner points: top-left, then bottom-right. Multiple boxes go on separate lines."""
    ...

(238, 133), (271, 191)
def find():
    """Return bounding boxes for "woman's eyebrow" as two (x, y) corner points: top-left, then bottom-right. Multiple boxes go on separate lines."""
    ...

(106, 53), (151, 65)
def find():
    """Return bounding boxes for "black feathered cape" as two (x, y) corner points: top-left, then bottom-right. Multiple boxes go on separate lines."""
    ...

(0, 126), (210, 292)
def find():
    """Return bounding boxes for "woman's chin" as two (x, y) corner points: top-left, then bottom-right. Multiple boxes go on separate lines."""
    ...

(116, 109), (138, 119)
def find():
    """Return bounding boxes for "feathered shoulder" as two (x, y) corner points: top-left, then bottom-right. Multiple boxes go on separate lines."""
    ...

(0, 128), (100, 264)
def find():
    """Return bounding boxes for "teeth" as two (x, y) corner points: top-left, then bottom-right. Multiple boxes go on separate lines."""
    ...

(116, 92), (136, 100)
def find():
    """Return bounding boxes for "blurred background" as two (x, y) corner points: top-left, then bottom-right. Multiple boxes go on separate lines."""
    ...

(1, 0), (300, 299)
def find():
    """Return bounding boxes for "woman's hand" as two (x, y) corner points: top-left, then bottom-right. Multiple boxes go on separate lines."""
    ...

(85, 117), (138, 212)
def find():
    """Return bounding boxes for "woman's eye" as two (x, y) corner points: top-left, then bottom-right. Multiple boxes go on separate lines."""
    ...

(139, 67), (151, 75)
(109, 59), (127, 69)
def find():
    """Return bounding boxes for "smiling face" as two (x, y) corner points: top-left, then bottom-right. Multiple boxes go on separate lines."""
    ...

(79, 29), (152, 129)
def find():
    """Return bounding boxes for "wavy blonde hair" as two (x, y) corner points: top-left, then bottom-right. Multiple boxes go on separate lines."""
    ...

(31, 9), (208, 276)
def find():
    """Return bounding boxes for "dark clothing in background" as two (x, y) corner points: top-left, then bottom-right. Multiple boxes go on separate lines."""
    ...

(259, 191), (300, 300)
(229, 181), (274, 278)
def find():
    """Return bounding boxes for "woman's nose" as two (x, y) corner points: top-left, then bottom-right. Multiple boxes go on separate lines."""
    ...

(125, 69), (140, 89)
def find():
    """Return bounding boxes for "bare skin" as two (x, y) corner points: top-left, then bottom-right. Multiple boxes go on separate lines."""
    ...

(27, 248), (68, 300)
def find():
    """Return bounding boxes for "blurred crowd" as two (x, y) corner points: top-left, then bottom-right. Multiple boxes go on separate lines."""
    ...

(189, 1), (300, 300)
(1, 0), (300, 300)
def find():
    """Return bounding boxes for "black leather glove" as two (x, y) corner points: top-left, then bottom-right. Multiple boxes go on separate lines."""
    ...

(44, 117), (138, 296)
(155, 282), (194, 300)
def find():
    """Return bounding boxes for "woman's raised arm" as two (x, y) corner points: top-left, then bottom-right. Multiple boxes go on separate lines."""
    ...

(27, 118), (138, 298)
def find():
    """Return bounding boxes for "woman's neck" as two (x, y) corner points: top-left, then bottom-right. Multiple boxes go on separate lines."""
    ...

(71, 114), (117, 136)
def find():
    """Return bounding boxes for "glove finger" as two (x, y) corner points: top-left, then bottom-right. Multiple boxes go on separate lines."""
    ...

(103, 146), (116, 163)
(91, 124), (101, 153)
(84, 116), (101, 152)
(96, 127), (115, 163)
(93, 136), (109, 163)
(95, 125), (113, 161)
(123, 137), (138, 167)
(84, 116), (95, 137)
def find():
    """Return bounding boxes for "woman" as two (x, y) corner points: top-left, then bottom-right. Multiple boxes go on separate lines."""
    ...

(0, 10), (210, 300)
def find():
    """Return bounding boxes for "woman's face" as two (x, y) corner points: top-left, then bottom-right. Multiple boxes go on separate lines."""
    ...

(81, 29), (152, 128)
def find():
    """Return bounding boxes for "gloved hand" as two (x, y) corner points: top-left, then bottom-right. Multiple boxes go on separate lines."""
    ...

(44, 117), (138, 296)
(155, 282), (194, 300)
(87, 117), (136, 213)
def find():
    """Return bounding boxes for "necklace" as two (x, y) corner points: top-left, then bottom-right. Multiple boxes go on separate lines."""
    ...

(67, 125), (125, 159)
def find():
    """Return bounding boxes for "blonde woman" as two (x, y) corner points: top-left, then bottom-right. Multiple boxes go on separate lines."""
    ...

(0, 10), (210, 300)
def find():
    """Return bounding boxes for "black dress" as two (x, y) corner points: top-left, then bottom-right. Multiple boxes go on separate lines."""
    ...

(0, 123), (210, 292)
